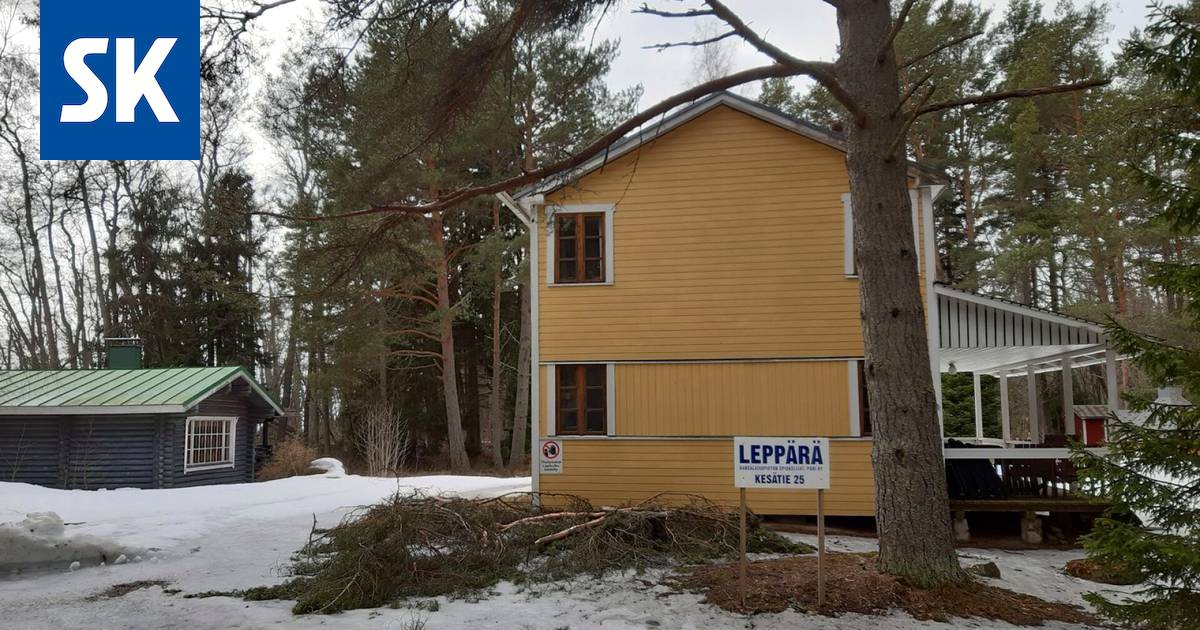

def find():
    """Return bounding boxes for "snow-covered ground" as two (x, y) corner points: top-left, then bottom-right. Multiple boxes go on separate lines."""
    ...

(0, 473), (1136, 629)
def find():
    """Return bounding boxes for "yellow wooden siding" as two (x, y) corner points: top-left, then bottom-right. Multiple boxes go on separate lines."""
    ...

(539, 105), (863, 361)
(615, 361), (850, 436)
(538, 438), (876, 516)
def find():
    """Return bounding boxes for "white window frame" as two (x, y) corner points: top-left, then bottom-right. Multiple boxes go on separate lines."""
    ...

(545, 362), (616, 437)
(184, 416), (238, 473)
(848, 359), (862, 436)
(545, 203), (616, 286)
(842, 193), (856, 277)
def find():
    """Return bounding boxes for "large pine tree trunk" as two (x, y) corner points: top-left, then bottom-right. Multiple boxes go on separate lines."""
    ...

(430, 211), (470, 470)
(838, 0), (964, 586)
(508, 279), (531, 469)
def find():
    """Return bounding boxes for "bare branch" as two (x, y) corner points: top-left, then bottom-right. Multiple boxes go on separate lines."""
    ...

(643, 30), (736, 52)
(877, 0), (919, 63)
(900, 30), (985, 70)
(915, 78), (1111, 117)
(701, 0), (864, 122)
(633, 5), (715, 18)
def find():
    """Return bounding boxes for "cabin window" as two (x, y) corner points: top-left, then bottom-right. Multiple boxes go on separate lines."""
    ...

(184, 416), (237, 472)
(555, 213), (605, 283)
(555, 364), (607, 435)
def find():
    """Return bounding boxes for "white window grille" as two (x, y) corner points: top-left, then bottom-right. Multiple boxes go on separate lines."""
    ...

(184, 416), (237, 472)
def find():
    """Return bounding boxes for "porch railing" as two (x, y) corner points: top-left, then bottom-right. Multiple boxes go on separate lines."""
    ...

(943, 445), (1107, 501)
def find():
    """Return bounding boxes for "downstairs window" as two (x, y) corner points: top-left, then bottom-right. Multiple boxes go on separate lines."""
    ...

(556, 364), (607, 435)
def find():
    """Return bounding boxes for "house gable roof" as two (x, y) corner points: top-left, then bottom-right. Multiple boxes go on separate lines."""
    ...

(516, 91), (947, 200)
(0, 366), (284, 416)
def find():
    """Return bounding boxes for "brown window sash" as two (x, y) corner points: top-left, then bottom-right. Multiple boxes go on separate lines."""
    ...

(555, 364), (607, 435)
(555, 213), (605, 283)
(858, 360), (872, 436)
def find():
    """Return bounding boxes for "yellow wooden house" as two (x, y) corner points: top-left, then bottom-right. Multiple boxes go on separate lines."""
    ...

(497, 92), (1123, 518)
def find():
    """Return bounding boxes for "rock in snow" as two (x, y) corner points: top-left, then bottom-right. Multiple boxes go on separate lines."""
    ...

(309, 457), (347, 478)
(0, 512), (138, 572)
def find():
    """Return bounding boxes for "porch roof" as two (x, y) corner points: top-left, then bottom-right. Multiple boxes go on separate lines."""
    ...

(934, 283), (1112, 376)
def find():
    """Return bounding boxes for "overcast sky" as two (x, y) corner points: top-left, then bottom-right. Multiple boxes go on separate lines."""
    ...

(240, 0), (1151, 180)
(254, 0), (1151, 106)
(595, 0), (1149, 104)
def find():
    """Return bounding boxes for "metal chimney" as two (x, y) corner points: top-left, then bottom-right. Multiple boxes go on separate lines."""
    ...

(105, 337), (143, 369)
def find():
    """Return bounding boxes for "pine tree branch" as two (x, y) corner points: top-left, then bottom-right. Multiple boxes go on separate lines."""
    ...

(877, 0), (919, 63)
(893, 71), (934, 118)
(385, 328), (441, 342)
(900, 30), (985, 69)
(264, 63), (800, 222)
(372, 289), (439, 309)
(915, 78), (1110, 117)
(887, 85), (936, 160)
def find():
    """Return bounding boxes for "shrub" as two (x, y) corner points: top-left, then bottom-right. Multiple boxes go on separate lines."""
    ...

(257, 437), (321, 481)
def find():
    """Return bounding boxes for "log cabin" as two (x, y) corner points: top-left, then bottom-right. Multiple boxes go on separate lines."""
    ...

(0, 340), (282, 489)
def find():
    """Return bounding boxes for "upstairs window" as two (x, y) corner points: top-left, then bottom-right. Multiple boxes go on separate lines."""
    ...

(556, 364), (607, 435)
(555, 212), (606, 283)
(185, 417), (236, 472)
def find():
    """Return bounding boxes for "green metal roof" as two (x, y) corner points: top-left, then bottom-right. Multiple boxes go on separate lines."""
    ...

(0, 366), (283, 416)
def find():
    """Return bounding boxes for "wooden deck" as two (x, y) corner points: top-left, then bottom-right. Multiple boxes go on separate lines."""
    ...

(949, 498), (1107, 513)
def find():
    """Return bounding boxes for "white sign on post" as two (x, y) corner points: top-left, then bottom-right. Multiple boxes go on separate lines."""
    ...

(733, 436), (830, 489)
(732, 435), (832, 608)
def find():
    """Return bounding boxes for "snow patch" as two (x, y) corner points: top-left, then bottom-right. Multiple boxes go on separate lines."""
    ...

(0, 512), (139, 572)
(309, 457), (346, 478)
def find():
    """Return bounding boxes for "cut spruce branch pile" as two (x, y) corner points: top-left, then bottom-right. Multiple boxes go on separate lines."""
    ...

(242, 492), (808, 614)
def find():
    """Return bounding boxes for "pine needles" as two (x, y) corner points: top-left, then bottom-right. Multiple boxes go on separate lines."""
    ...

(249, 492), (808, 614)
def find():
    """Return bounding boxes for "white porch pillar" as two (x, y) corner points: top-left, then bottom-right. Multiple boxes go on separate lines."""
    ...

(1105, 347), (1120, 412)
(1027, 364), (1041, 444)
(1062, 356), (1075, 435)
(973, 372), (984, 439)
(1000, 372), (1011, 442)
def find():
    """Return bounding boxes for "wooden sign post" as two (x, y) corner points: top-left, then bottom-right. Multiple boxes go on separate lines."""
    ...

(738, 487), (747, 606)
(733, 437), (831, 610)
(817, 487), (825, 607)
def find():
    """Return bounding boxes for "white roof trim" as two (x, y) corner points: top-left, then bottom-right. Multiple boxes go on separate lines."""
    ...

(519, 92), (938, 199)
(201, 372), (286, 416)
(935, 284), (1106, 335)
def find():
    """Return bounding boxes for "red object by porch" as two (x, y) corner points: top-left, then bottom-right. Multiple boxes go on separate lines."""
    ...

(1073, 405), (1108, 446)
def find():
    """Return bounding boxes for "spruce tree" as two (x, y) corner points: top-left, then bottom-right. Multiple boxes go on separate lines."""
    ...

(1072, 3), (1200, 627)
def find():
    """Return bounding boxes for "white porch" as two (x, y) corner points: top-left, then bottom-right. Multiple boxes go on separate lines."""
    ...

(933, 283), (1122, 449)
(930, 284), (1121, 521)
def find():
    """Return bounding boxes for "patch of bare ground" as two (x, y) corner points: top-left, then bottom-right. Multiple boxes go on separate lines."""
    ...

(1063, 558), (1140, 585)
(672, 552), (1102, 626)
(85, 580), (173, 601)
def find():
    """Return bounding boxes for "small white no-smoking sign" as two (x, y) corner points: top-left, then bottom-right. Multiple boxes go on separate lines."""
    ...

(540, 439), (562, 474)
